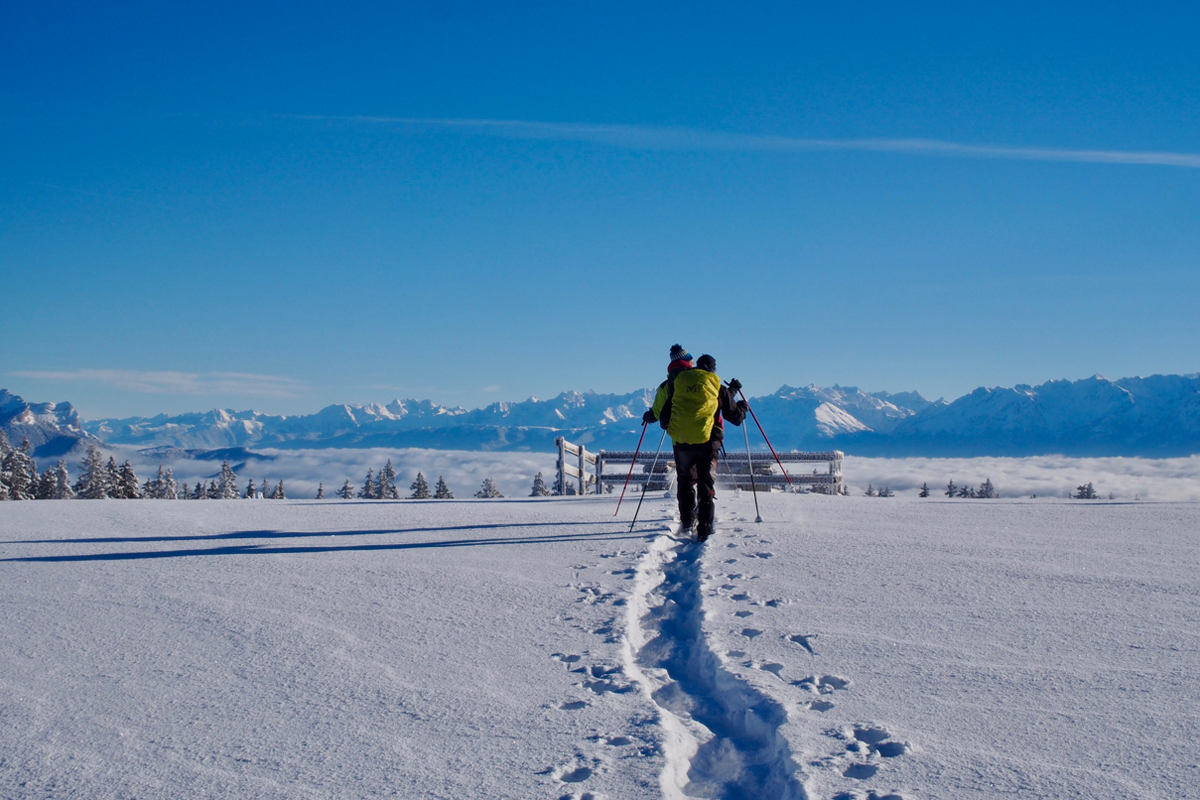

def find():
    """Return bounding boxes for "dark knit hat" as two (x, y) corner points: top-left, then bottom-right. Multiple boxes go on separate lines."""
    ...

(696, 354), (716, 371)
(669, 344), (692, 363)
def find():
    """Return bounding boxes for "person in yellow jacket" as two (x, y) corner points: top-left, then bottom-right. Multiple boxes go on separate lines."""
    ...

(642, 345), (747, 542)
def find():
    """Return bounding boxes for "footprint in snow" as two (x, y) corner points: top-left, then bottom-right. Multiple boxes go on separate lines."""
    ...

(797, 675), (850, 694)
(553, 653), (583, 665)
(741, 628), (763, 639)
(734, 610), (753, 618)
(825, 724), (911, 794)
(556, 765), (593, 783)
(788, 633), (817, 656)
(560, 700), (589, 711)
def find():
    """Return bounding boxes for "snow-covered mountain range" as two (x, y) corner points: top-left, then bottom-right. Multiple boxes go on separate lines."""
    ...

(40, 372), (1198, 457)
(0, 389), (96, 458)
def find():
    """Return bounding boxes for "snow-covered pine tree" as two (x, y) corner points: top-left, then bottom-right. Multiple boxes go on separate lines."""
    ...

(433, 476), (453, 499)
(217, 460), (239, 499)
(162, 468), (177, 500)
(145, 465), (166, 499)
(944, 480), (957, 498)
(864, 484), (877, 497)
(103, 457), (121, 498)
(117, 461), (142, 499)
(880, 486), (894, 498)
(274, 480), (286, 499)
(918, 482), (931, 498)
(409, 472), (430, 499)
(336, 479), (355, 499)
(36, 468), (56, 499)
(75, 444), (110, 499)
(315, 482), (324, 500)
(191, 481), (204, 500)
(958, 485), (972, 498)
(2, 439), (37, 500)
(379, 460), (399, 500)
(359, 468), (376, 500)
(244, 478), (257, 499)
(978, 478), (997, 499)
(529, 472), (551, 497)
(0, 430), (11, 500)
(1074, 482), (1097, 500)
(475, 478), (504, 498)
(54, 460), (75, 500)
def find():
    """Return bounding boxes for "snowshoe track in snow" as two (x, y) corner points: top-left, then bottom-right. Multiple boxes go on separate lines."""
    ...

(623, 519), (807, 799)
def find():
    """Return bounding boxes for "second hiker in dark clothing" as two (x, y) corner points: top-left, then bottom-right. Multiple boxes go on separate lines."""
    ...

(642, 346), (747, 542)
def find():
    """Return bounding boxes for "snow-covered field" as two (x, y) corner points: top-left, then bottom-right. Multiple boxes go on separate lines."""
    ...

(2, 494), (1197, 799)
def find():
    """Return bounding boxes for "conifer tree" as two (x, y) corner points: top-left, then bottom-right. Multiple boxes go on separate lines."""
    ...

(245, 478), (257, 499)
(54, 460), (75, 500)
(359, 468), (377, 500)
(2, 439), (37, 500)
(217, 460), (239, 499)
(145, 465), (166, 499)
(117, 461), (142, 499)
(75, 444), (110, 499)
(336, 479), (355, 499)
(978, 478), (997, 499)
(103, 458), (121, 498)
(315, 482), (324, 500)
(379, 460), (399, 500)
(192, 481), (204, 500)
(918, 482), (930, 498)
(0, 432), (9, 500)
(162, 468), (177, 500)
(529, 472), (551, 497)
(944, 479), (957, 498)
(274, 480), (286, 499)
(409, 472), (430, 499)
(475, 478), (503, 498)
(36, 468), (56, 499)
(433, 476), (453, 499)
(864, 484), (877, 497)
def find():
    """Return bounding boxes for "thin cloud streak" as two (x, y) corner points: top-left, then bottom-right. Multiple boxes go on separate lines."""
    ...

(10, 369), (307, 398)
(280, 114), (1200, 168)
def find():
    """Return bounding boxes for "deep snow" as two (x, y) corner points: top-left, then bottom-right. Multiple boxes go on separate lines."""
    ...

(2, 494), (1197, 799)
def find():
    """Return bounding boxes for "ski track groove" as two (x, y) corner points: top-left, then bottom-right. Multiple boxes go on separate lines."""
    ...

(621, 511), (808, 800)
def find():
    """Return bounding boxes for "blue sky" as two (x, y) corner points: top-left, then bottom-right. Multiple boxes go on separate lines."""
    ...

(3, 1), (1198, 418)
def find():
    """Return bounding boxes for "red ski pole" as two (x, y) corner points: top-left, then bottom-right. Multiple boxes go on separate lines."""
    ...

(735, 387), (793, 487)
(614, 421), (649, 515)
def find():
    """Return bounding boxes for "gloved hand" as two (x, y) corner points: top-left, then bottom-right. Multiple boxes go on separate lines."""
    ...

(642, 409), (657, 425)
(736, 400), (749, 413)
(728, 378), (742, 394)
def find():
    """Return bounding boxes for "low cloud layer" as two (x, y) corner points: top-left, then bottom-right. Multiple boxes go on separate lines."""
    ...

(79, 446), (1200, 504)
(845, 455), (1200, 502)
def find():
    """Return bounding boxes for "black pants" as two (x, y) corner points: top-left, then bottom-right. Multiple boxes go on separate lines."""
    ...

(674, 441), (718, 532)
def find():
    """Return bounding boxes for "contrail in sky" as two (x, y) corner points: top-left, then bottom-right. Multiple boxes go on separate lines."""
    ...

(278, 114), (1200, 169)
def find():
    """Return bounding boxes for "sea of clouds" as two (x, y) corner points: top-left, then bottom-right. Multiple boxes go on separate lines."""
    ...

(94, 444), (1200, 503)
